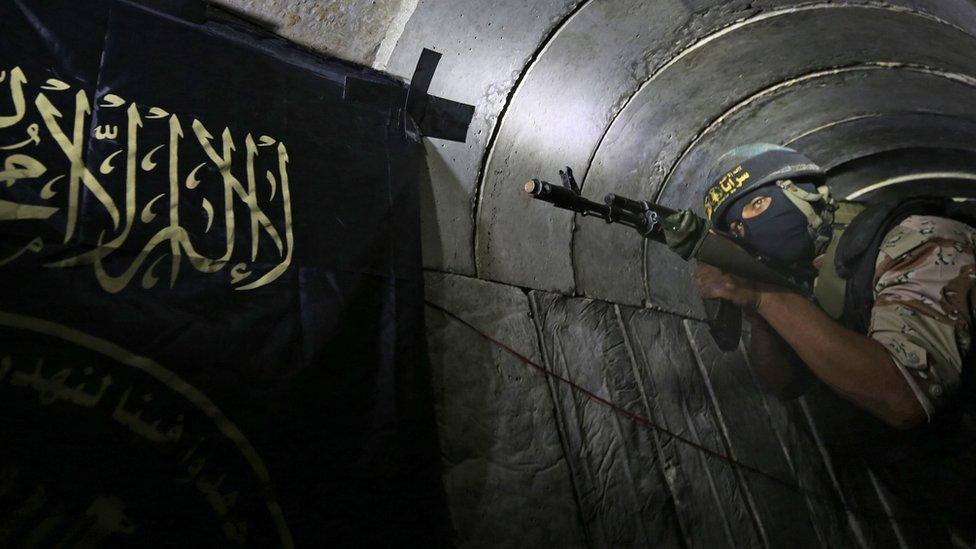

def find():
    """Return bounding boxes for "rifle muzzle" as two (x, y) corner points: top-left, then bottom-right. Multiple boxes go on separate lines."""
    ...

(525, 179), (571, 203)
(524, 179), (604, 214)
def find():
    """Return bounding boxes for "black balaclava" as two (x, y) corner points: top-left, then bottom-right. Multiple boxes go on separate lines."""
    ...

(724, 181), (819, 267)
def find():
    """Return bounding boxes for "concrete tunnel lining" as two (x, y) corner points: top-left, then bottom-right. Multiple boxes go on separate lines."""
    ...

(476, 2), (976, 305)
(848, 174), (976, 200)
(384, 0), (586, 275)
(786, 113), (976, 162)
(576, 70), (976, 314)
(586, 67), (976, 314)
(659, 65), (976, 201)
(825, 148), (976, 203)
(374, 0), (976, 545)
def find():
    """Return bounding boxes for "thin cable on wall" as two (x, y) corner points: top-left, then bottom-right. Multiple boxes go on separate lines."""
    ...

(424, 299), (923, 527)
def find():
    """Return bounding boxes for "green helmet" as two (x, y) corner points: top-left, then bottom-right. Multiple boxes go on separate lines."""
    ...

(703, 143), (836, 258)
(703, 143), (826, 230)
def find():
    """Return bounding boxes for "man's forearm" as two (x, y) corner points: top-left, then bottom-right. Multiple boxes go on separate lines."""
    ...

(755, 290), (925, 429)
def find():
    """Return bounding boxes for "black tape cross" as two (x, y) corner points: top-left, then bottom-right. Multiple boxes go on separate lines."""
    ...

(344, 48), (475, 143)
(404, 48), (476, 142)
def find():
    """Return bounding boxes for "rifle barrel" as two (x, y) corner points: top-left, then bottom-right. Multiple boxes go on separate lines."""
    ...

(524, 179), (610, 217)
(525, 179), (661, 235)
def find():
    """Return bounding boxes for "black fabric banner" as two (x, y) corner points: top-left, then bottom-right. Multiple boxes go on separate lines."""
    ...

(0, 1), (446, 545)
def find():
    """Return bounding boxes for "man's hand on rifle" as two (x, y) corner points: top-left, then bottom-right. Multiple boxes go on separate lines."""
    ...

(693, 262), (764, 310)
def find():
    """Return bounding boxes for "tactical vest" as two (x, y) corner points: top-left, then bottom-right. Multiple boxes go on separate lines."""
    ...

(811, 197), (976, 534)
(815, 197), (976, 331)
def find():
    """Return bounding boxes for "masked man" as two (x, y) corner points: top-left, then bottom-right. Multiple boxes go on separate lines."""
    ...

(693, 143), (976, 533)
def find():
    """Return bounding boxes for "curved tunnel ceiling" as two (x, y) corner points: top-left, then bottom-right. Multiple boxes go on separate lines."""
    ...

(828, 148), (976, 200)
(385, 0), (976, 314)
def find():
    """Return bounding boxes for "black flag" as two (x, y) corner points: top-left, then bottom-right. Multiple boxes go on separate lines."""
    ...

(0, 0), (447, 545)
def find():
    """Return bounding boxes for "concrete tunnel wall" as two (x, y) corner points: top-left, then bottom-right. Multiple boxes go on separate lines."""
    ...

(212, 1), (976, 546)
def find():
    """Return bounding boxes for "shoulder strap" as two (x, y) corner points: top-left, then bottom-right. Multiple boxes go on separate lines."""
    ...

(814, 201), (864, 320)
(836, 197), (964, 332)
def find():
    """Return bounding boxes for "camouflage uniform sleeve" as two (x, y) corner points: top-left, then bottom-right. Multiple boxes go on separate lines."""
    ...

(869, 215), (976, 420)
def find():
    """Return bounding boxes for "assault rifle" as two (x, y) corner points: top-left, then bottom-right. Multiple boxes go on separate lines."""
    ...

(525, 168), (810, 351)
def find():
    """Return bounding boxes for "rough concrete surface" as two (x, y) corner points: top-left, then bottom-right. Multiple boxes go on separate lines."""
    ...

(825, 149), (976, 201)
(684, 320), (828, 548)
(209, 0), (414, 67)
(424, 272), (587, 548)
(529, 292), (685, 547)
(620, 306), (764, 548)
(385, 0), (582, 275)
